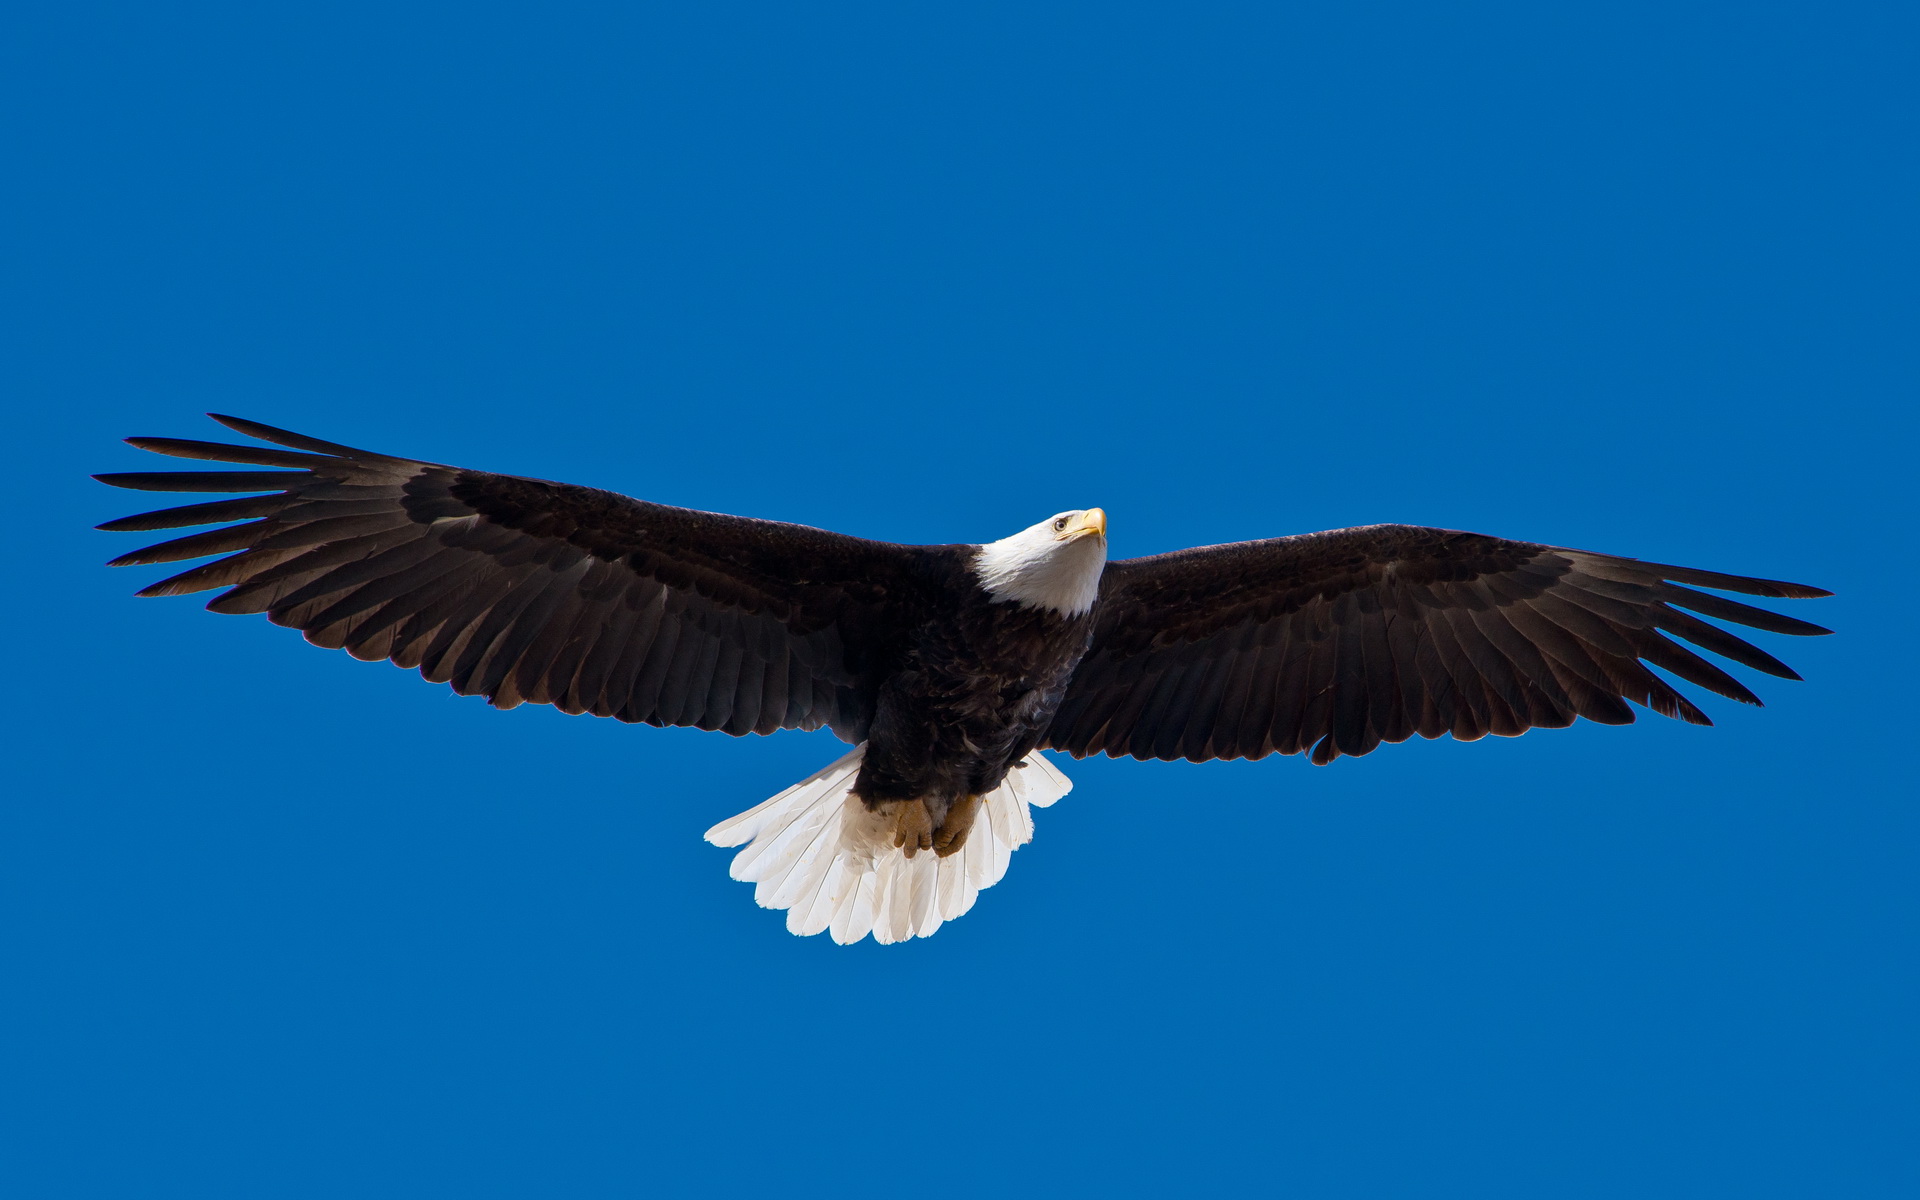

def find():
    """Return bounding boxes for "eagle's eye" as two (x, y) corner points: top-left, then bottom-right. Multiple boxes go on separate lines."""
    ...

(1053, 517), (1069, 531)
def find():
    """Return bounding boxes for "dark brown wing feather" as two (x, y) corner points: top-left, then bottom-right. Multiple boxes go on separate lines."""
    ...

(1045, 524), (1831, 764)
(97, 415), (943, 740)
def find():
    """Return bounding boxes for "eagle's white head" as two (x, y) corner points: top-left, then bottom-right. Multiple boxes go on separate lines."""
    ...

(971, 508), (1108, 618)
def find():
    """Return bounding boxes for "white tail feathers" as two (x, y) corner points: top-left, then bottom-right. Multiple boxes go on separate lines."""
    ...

(702, 744), (1072, 945)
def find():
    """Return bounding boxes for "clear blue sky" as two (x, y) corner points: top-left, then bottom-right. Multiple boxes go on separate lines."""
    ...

(5, 3), (1913, 1197)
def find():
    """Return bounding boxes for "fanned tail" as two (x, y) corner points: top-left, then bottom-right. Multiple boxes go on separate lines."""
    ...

(702, 745), (1072, 945)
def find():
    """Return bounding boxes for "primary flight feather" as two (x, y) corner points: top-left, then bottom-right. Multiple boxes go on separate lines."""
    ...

(98, 415), (1832, 944)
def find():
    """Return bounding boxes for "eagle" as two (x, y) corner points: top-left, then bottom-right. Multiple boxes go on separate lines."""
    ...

(97, 415), (1832, 944)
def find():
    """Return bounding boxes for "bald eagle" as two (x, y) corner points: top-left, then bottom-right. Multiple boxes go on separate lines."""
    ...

(98, 416), (1831, 944)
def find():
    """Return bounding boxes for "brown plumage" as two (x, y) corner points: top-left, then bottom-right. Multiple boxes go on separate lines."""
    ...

(1046, 526), (1830, 765)
(99, 415), (948, 743)
(96, 415), (1833, 944)
(98, 415), (1832, 767)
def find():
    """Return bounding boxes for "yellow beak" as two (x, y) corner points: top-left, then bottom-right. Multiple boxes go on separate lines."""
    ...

(1080, 508), (1107, 538)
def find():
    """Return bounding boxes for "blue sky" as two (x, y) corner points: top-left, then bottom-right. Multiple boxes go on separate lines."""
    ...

(5, 3), (1914, 1196)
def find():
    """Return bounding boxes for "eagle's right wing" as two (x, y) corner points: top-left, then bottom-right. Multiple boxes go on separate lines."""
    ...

(97, 415), (936, 741)
(1045, 524), (1831, 765)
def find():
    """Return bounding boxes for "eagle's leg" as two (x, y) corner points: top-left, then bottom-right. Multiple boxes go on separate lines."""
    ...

(887, 799), (935, 857)
(933, 793), (982, 857)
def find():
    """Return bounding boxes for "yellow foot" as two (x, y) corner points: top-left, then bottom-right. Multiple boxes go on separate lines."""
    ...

(933, 794), (982, 858)
(888, 800), (934, 857)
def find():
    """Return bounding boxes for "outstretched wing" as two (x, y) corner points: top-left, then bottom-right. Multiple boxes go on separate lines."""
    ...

(1045, 524), (1831, 765)
(97, 415), (938, 740)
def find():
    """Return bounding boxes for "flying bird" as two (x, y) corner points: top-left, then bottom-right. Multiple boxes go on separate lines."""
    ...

(97, 416), (1832, 944)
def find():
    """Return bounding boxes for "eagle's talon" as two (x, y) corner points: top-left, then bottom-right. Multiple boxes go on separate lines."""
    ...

(933, 793), (982, 857)
(888, 801), (933, 858)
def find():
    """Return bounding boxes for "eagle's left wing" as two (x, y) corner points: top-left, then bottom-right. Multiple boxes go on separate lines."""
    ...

(96, 415), (939, 742)
(1044, 524), (1831, 765)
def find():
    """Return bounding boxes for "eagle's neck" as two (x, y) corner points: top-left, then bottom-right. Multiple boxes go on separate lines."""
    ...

(970, 532), (1106, 618)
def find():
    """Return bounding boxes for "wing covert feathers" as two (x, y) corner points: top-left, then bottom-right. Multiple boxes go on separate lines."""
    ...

(97, 415), (933, 741)
(1046, 524), (1830, 765)
(704, 745), (1070, 945)
(99, 422), (1832, 775)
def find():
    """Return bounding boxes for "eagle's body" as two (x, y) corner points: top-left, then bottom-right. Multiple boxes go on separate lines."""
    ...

(99, 417), (1833, 944)
(854, 572), (1091, 853)
(842, 512), (1104, 853)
